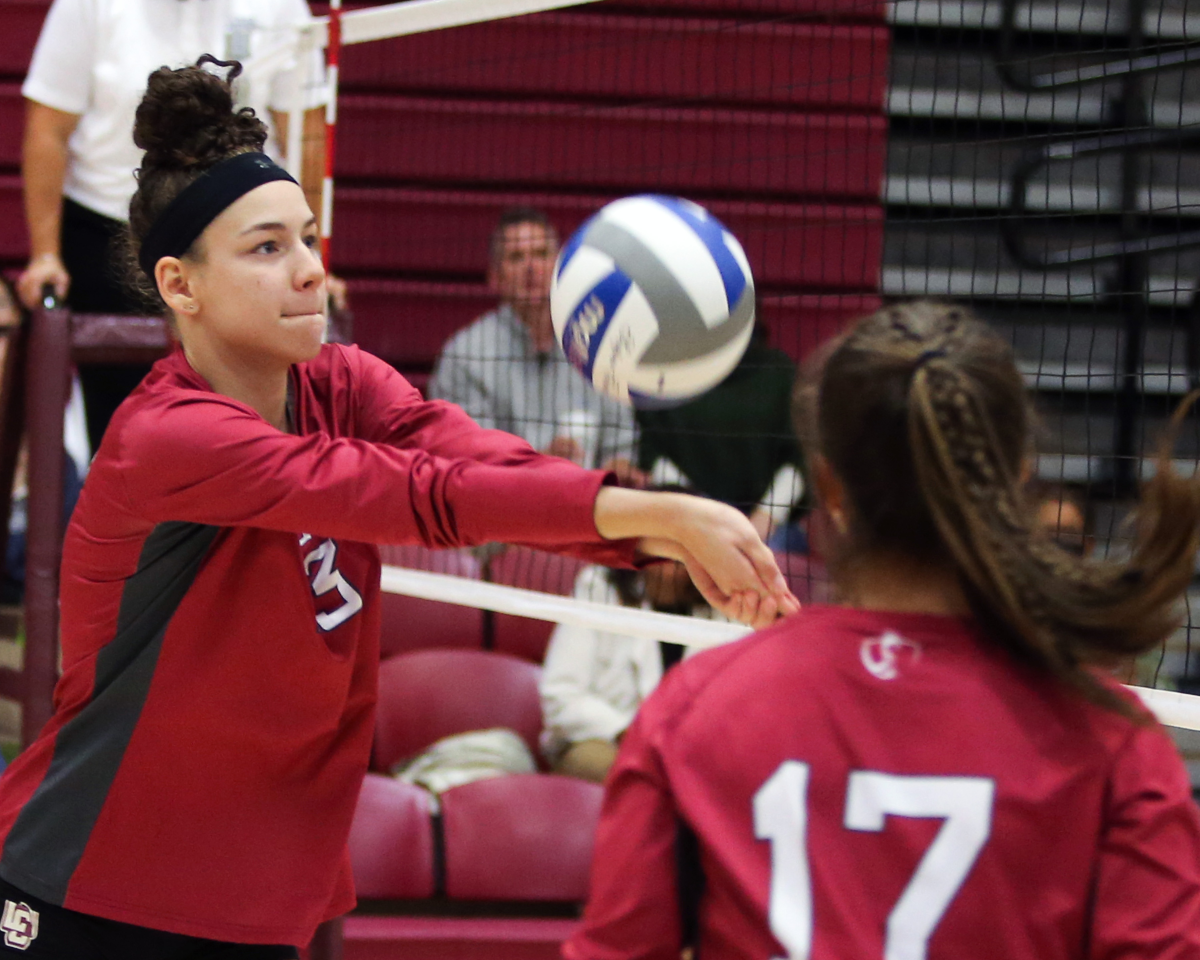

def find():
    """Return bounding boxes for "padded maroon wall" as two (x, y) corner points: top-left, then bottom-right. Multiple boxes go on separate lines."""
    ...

(0, 0), (890, 365)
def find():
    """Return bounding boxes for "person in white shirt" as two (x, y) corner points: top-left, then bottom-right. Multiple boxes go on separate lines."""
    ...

(17, 0), (330, 447)
(540, 560), (732, 783)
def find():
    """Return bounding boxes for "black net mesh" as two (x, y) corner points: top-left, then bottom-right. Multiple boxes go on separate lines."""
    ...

(885, 0), (1200, 695)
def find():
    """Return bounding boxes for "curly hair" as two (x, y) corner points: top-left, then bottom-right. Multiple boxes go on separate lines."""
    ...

(122, 56), (269, 313)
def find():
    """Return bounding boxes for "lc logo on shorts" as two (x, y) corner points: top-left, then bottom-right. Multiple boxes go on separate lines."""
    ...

(0, 900), (38, 951)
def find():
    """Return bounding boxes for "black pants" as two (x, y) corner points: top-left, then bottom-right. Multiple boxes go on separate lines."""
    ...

(0, 880), (298, 959)
(60, 198), (152, 451)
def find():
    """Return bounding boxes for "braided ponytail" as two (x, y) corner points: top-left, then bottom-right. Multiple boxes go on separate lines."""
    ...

(809, 300), (1200, 715)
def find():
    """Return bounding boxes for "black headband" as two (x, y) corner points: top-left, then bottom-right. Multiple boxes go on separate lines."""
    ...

(138, 152), (298, 278)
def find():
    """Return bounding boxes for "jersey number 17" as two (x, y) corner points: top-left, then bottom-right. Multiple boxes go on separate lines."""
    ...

(753, 763), (995, 960)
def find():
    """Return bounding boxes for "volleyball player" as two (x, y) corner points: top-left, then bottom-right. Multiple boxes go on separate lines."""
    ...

(568, 301), (1200, 960)
(0, 61), (796, 959)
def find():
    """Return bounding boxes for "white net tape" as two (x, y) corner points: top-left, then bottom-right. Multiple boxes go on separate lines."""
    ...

(381, 565), (1200, 733)
(307, 0), (603, 48)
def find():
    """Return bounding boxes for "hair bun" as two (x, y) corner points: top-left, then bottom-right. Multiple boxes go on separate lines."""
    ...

(133, 57), (268, 171)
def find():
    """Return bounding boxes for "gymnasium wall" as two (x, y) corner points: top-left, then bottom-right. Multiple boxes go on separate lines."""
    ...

(0, 0), (891, 388)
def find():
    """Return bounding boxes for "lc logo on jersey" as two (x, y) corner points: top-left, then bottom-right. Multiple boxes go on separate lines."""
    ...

(299, 534), (363, 632)
(860, 631), (921, 681)
(0, 900), (38, 951)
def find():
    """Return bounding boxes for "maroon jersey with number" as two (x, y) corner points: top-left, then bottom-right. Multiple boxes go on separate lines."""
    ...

(567, 605), (1200, 960)
(0, 344), (637, 946)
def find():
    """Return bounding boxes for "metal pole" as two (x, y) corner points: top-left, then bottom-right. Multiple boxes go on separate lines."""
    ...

(1112, 0), (1149, 497)
(320, 0), (342, 271)
(23, 298), (69, 745)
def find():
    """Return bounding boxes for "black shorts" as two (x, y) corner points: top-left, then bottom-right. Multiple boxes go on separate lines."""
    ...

(0, 880), (299, 959)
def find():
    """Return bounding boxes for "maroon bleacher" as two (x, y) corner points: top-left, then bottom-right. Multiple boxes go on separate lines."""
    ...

(335, 187), (882, 289)
(372, 649), (544, 772)
(0, 0), (890, 370)
(486, 547), (587, 663)
(339, 14), (888, 111)
(607, 0), (885, 18)
(348, 774), (437, 900)
(0, 176), (25, 259)
(0, 1), (44, 78)
(337, 97), (886, 199)
(327, 0), (889, 379)
(346, 279), (492, 374)
(0, 84), (23, 169)
(314, 0), (886, 20)
(347, 279), (881, 374)
(440, 774), (603, 900)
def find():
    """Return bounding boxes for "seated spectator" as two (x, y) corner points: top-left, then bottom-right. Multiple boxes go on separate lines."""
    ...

(540, 558), (729, 784)
(1033, 481), (1095, 557)
(636, 322), (805, 541)
(429, 208), (642, 483)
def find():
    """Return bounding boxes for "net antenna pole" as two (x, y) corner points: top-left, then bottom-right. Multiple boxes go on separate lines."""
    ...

(320, 0), (343, 269)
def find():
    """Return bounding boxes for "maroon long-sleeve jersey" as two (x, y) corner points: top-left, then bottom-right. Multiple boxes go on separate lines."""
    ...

(568, 605), (1200, 960)
(0, 344), (637, 945)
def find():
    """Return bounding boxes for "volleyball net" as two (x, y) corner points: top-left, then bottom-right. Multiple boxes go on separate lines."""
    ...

(268, 0), (1200, 744)
(379, 559), (1200, 732)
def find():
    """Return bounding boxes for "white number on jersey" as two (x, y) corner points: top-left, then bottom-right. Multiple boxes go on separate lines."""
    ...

(753, 764), (995, 960)
(300, 536), (364, 632)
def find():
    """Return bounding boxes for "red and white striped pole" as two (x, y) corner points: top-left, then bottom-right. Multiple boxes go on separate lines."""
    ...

(321, 0), (343, 269)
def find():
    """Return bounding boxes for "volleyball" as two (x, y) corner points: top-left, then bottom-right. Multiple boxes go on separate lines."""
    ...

(550, 195), (756, 408)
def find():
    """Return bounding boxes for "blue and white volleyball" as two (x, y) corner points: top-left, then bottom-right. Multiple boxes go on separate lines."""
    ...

(550, 195), (755, 408)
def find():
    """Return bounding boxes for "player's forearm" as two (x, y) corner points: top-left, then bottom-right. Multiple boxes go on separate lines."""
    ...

(22, 110), (71, 258)
(593, 487), (689, 547)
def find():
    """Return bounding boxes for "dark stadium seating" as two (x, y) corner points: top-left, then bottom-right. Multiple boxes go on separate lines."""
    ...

(347, 774), (437, 899)
(334, 187), (883, 290)
(440, 774), (603, 901)
(372, 649), (543, 771)
(336, 97), (887, 200)
(338, 14), (888, 112)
